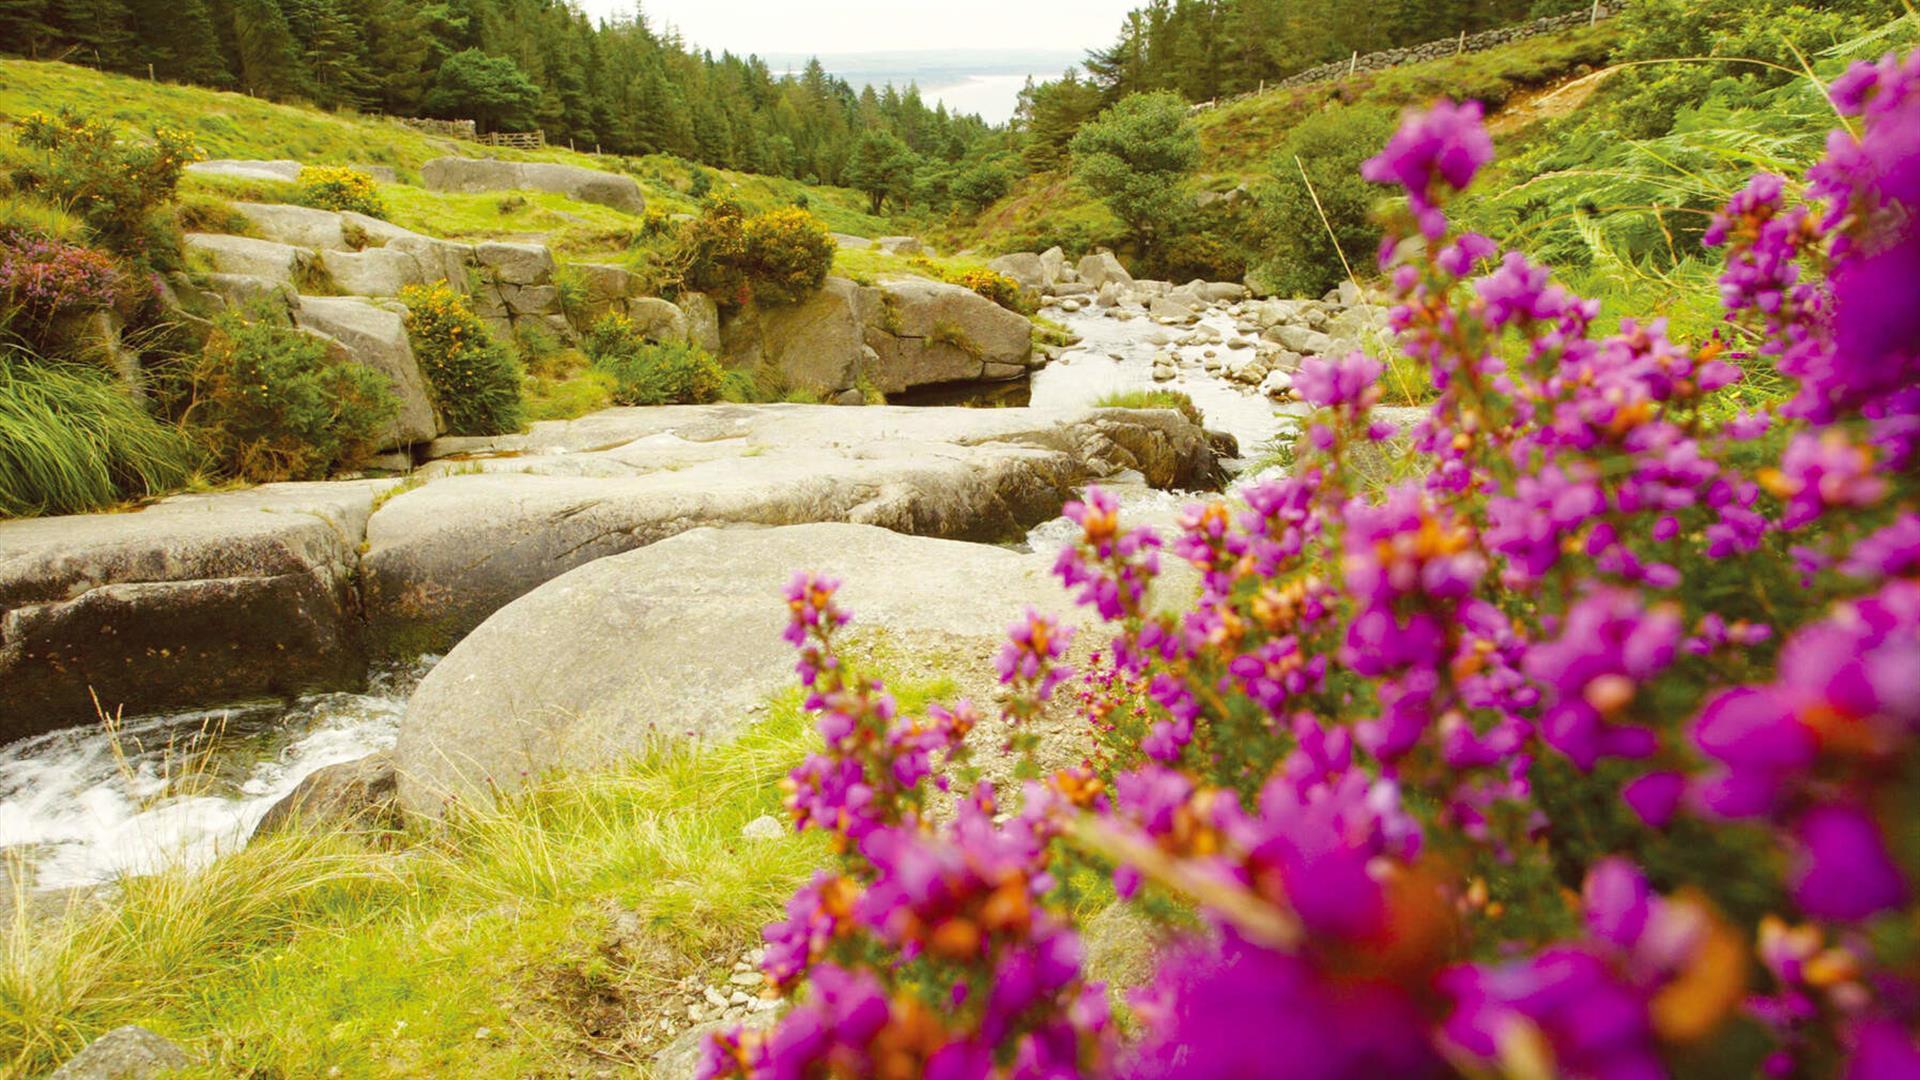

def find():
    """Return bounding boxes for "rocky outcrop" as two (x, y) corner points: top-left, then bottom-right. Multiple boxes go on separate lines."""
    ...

(420, 158), (646, 215)
(187, 159), (304, 183)
(48, 1025), (190, 1080)
(720, 275), (1038, 399)
(395, 523), (1081, 813)
(292, 296), (441, 447)
(0, 483), (382, 744)
(1078, 251), (1133, 291)
(362, 404), (1222, 654)
(183, 233), (311, 289)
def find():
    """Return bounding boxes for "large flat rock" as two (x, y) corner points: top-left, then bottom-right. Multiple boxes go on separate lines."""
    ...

(420, 158), (646, 215)
(367, 404), (1219, 654)
(395, 522), (1073, 814)
(0, 483), (383, 744)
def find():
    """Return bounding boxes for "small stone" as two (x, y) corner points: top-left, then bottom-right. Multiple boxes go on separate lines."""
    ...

(729, 990), (751, 1004)
(704, 986), (729, 1008)
(474, 1028), (492, 1041)
(741, 815), (784, 841)
(730, 971), (765, 987)
(688, 1004), (705, 1021)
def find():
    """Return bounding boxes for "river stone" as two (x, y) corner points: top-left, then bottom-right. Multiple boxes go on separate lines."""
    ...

(187, 158), (303, 183)
(252, 752), (399, 838)
(362, 404), (1222, 656)
(183, 233), (309, 288)
(1267, 324), (1340, 356)
(49, 1025), (190, 1080)
(0, 483), (380, 744)
(1077, 251), (1133, 290)
(420, 158), (646, 215)
(229, 201), (351, 250)
(396, 523), (1087, 813)
(292, 296), (440, 447)
(987, 252), (1047, 292)
(862, 276), (1032, 394)
(1039, 246), (1067, 284)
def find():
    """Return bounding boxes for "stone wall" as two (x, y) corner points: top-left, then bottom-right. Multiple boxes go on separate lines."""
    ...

(1191, 3), (1616, 112)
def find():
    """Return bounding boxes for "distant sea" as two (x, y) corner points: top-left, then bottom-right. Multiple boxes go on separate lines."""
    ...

(761, 49), (1085, 124)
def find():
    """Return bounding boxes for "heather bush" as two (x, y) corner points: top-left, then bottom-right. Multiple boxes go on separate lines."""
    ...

(583, 312), (731, 405)
(703, 50), (1920, 1080)
(168, 310), (396, 482)
(0, 228), (124, 348)
(8, 110), (198, 262)
(296, 166), (387, 219)
(400, 283), (526, 436)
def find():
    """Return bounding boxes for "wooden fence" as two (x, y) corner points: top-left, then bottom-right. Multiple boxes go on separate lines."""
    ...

(479, 131), (547, 149)
(391, 117), (546, 149)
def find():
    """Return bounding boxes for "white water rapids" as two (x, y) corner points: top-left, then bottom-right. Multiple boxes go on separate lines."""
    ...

(0, 305), (1297, 892)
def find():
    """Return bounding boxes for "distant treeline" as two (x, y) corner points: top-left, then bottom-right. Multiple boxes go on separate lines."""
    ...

(0, 0), (1007, 185)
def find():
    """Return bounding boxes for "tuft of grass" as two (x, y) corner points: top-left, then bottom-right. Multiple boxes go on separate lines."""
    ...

(0, 358), (200, 518)
(1094, 388), (1205, 428)
(0, 676), (968, 1078)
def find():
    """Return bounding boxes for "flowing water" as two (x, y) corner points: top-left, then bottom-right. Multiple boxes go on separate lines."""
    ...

(0, 306), (1295, 893)
(0, 660), (432, 891)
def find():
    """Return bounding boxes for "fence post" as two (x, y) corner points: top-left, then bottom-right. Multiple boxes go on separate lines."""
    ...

(1591, 0), (1601, 25)
(1349, 51), (1358, 75)
(1458, 29), (1466, 54)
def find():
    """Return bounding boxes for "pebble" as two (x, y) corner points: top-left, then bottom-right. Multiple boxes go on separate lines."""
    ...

(730, 990), (752, 1004)
(704, 986), (730, 1008)
(730, 971), (766, 987)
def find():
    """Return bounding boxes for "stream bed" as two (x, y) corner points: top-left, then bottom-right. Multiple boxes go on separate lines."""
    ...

(0, 306), (1295, 892)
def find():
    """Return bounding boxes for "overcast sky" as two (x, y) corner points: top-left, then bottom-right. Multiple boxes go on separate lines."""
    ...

(581, 1), (1141, 57)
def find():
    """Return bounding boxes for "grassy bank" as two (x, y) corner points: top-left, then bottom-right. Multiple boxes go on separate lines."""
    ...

(0, 673), (943, 1078)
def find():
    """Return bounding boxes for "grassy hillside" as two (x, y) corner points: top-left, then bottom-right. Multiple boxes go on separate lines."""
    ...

(0, 60), (891, 239)
(939, 22), (1621, 259)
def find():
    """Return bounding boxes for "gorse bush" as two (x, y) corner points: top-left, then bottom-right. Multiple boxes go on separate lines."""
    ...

(740, 207), (836, 306)
(0, 357), (197, 517)
(296, 166), (387, 219)
(674, 197), (836, 308)
(170, 309), (397, 482)
(8, 110), (198, 262)
(949, 267), (1026, 313)
(1251, 104), (1399, 298)
(583, 311), (731, 405)
(400, 283), (526, 436)
(699, 52), (1920, 1080)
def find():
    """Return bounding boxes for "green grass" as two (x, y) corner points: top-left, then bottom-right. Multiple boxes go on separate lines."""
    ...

(0, 672), (946, 1078)
(1093, 389), (1205, 427)
(0, 358), (200, 519)
(831, 244), (993, 285)
(943, 23), (1622, 260)
(0, 60), (893, 239)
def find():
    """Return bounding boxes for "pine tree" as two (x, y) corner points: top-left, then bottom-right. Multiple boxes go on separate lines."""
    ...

(0, 0), (57, 58)
(228, 0), (307, 97)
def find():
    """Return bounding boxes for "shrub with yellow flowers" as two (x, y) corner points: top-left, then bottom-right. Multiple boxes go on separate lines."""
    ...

(167, 307), (398, 482)
(296, 166), (387, 220)
(10, 110), (200, 262)
(400, 283), (526, 435)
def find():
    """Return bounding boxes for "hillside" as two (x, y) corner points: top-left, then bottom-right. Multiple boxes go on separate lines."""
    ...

(0, 60), (893, 243)
(941, 21), (1621, 259)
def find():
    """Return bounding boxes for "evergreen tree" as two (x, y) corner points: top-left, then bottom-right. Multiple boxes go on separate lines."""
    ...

(0, 0), (58, 58)
(228, 0), (307, 97)
(423, 48), (541, 131)
(1069, 91), (1199, 258)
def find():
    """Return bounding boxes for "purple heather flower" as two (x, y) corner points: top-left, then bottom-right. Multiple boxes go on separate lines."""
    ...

(1293, 351), (1383, 410)
(1363, 99), (1493, 239)
(1791, 804), (1909, 923)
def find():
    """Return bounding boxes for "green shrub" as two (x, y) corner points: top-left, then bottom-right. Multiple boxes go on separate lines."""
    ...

(0, 356), (198, 517)
(296, 166), (387, 219)
(950, 267), (1027, 313)
(583, 312), (726, 405)
(166, 311), (395, 483)
(1251, 104), (1398, 298)
(741, 207), (835, 305)
(400, 283), (527, 436)
(674, 198), (835, 309)
(9, 110), (199, 262)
